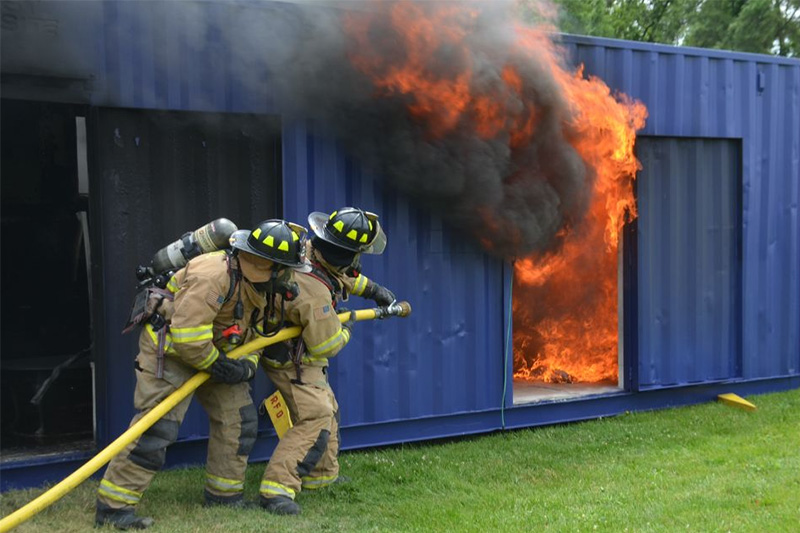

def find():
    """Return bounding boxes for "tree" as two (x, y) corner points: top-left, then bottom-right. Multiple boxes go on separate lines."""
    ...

(525, 0), (698, 43)
(522, 0), (800, 57)
(686, 0), (800, 56)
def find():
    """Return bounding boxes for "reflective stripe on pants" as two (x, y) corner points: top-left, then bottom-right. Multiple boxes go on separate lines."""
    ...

(260, 364), (339, 498)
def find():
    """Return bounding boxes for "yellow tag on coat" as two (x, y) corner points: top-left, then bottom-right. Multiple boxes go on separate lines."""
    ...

(263, 390), (293, 439)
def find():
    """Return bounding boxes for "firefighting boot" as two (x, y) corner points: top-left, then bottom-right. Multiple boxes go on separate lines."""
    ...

(95, 501), (154, 530)
(203, 489), (254, 508)
(259, 495), (301, 515)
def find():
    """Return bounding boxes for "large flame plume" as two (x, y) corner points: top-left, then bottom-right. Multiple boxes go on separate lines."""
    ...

(259, 0), (647, 382)
(513, 63), (646, 384)
(335, 1), (647, 383)
(273, 1), (598, 257)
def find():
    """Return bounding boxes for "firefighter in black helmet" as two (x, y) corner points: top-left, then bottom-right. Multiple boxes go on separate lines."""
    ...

(96, 219), (308, 530)
(311, 207), (387, 254)
(307, 207), (394, 304)
(258, 207), (395, 516)
(229, 219), (309, 282)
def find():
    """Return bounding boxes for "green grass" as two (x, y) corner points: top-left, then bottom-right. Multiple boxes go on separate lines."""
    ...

(2, 389), (799, 532)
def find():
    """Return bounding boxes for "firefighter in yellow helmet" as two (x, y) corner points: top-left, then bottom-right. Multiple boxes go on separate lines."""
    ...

(258, 207), (393, 515)
(96, 219), (309, 530)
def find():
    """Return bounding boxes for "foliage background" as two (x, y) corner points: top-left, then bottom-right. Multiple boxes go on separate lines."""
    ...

(520, 0), (800, 57)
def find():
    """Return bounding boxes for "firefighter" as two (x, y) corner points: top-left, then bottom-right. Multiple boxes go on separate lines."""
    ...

(258, 207), (394, 515)
(95, 219), (309, 530)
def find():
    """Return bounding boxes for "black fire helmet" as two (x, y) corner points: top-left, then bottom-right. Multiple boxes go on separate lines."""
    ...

(229, 219), (310, 268)
(307, 207), (387, 254)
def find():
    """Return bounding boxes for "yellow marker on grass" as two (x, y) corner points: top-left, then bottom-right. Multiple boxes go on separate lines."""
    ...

(717, 393), (757, 411)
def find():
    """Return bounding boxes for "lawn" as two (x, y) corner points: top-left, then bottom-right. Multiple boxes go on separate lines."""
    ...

(2, 388), (798, 532)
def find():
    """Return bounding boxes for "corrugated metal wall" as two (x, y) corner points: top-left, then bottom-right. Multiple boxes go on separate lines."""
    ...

(281, 121), (507, 425)
(636, 137), (741, 387)
(96, 1), (277, 113)
(567, 37), (800, 385)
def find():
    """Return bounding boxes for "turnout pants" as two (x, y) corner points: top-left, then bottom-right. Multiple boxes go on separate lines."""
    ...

(260, 364), (340, 501)
(97, 354), (257, 510)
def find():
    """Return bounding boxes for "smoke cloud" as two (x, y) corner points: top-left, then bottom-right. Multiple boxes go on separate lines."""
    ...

(3, 0), (592, 259)
(245, 0), (590, 259)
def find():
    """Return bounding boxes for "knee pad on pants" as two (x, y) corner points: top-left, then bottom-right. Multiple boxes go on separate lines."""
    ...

(296, 429), (330, 477)
(238, 403), (258, 456)
(129, 418), (180, 471)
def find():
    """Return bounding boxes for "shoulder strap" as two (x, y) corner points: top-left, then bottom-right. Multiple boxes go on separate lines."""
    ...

(223, 251), (242, 305)
(303, 262), (340, 305)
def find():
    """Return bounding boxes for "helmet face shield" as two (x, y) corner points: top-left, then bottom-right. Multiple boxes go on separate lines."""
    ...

(308, 208), (387, 255)
(362, 214), (386, 254)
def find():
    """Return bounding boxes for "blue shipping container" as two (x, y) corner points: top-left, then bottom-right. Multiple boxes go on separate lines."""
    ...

(0, 1), (798, 490)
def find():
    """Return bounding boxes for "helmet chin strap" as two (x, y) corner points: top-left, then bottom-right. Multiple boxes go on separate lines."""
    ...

(251, 267), (300, 338)
(252, 266), (281, 293)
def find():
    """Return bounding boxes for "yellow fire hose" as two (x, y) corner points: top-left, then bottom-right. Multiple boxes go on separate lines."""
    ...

(0, 302), (411, 532)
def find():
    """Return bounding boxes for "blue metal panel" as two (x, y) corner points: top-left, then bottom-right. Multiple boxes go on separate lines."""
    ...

(282, 121), (507, 426)
(741, 61), (800, 379)
(91, 0), (281, 114)
(568, 37), (800, 385)
(636, 138), (740, 387)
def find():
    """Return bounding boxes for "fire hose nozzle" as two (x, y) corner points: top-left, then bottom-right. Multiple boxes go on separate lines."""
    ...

(385, 301), (412, 318)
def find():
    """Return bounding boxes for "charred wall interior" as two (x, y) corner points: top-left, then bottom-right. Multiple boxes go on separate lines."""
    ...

(0, 100), (283, 461)
(0, 99), (94, 457)
(89, 107), (283, 443)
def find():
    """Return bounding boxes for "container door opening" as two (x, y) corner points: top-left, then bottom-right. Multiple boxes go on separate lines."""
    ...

(510, 154), (633, 404)
(511, 235), (625, 404)
(1, 99), (95, 459)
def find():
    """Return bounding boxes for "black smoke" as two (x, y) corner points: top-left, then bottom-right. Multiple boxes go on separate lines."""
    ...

(2, 0), (592, 259)
(252, 0), (591, 259)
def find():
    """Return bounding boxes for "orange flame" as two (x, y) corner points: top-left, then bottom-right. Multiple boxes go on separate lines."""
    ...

(344, 2), (647, 384)
(513, 28), (646, 383)
(344, 3), (476, 138)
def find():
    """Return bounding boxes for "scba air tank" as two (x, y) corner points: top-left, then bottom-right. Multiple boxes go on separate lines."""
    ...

(151, 218), (238, 274)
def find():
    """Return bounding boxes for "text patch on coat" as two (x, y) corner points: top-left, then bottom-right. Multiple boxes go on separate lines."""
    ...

(313, 305), (332, 320)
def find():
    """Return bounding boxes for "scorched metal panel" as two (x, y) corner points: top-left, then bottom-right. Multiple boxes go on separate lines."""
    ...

(90, 107), (282, 441)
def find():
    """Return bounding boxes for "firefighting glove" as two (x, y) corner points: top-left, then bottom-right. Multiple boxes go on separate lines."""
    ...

(363, 283), (396, 307)
(208, 353), (257, 384)
(337, 307), (357, 334)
